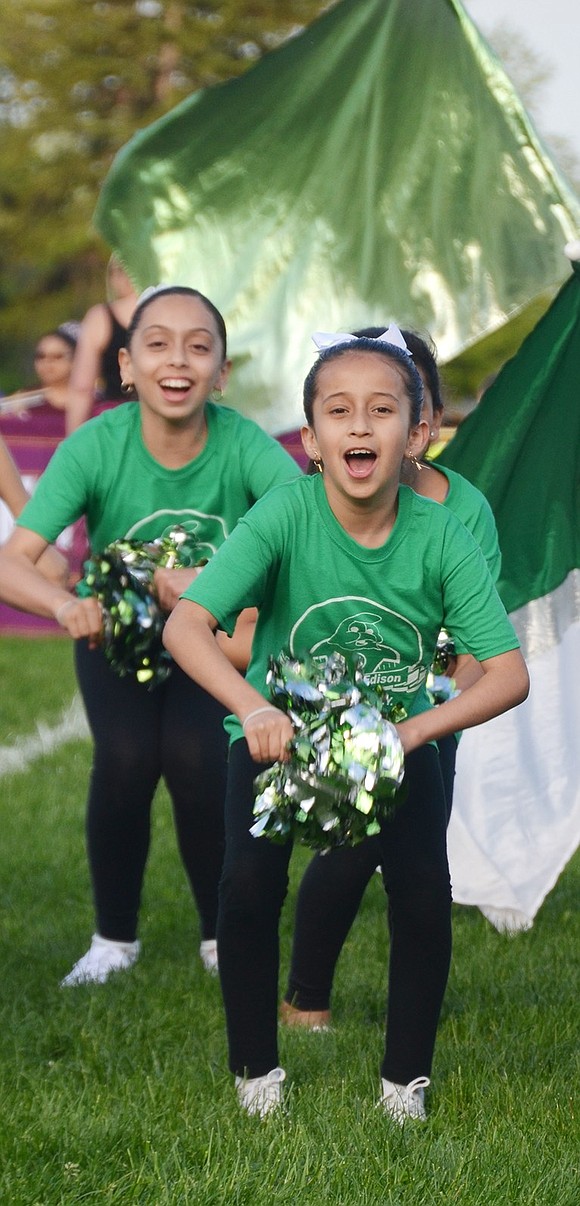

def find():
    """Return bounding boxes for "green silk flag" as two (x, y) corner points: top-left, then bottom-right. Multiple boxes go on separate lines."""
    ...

(439, 261), (580, 617)
(95, 0), (580, 433)
(440, 258), (580, 933)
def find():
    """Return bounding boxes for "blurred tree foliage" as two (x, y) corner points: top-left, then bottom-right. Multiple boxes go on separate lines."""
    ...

(0, 0), (335, 389)
(485, 20), (580, 195)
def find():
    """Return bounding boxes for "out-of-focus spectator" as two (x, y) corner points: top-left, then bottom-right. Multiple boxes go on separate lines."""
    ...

(0, 324), (78, 427)
(0, 325), (82, 622)
(66, 256), (138, 432)
(32, 325), (79, 414)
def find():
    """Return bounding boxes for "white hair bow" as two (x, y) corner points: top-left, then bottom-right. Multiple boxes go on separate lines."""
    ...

(311, 325), (410, 354)
(136, 283), (174, 306)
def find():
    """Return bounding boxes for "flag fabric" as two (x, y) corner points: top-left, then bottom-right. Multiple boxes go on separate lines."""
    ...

(95, 0), (580, 433)
(440, 260), (580, 930)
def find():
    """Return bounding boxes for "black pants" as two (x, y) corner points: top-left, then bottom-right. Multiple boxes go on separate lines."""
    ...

(75, 641), (227, 943)
(286, 733), (457, 1014)
(218, 739), (452, 1084)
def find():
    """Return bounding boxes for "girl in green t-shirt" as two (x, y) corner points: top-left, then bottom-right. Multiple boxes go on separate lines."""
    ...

(282, 327), (499, 1035)
(0, 286), (298, 988)
(164, 331), (529, 1122)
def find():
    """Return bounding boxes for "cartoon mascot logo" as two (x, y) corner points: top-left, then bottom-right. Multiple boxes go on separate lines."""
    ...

(290, 597), (426, 694)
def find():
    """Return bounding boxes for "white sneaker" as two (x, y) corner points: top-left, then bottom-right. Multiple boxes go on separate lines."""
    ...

(378, 1075), (430, 1124)
(199, 939), (219, 974)
(235, 1067), (286, 1117)
(60, 934), (140, 987)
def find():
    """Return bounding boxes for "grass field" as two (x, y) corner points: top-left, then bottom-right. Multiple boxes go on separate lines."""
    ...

(0, 638), (578, 1204)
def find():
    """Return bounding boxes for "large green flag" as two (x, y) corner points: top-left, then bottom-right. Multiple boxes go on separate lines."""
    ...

(440, 257), (580, 933)
(95, 0), (579, 433)
(440, 261), (580, 616)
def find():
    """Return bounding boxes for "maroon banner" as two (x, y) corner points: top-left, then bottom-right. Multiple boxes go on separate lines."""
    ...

(0, 402), (88, 636)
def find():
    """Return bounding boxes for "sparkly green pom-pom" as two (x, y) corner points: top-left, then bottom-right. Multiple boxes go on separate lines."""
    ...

(251, 652), (406, 851)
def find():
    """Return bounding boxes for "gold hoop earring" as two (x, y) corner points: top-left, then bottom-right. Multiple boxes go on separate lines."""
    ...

(314, 458), (324, 474)
(120, 380), (134, 395)
(211, 386), (224, 401)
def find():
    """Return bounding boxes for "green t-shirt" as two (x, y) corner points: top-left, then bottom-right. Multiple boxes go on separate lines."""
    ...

(182, 476), (519, 743)
(18, 401), (300, 553)
(435, 464), (501, 582)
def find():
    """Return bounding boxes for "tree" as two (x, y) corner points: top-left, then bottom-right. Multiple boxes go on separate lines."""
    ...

(0, 0), (336, 389)
(483, 20), (580, 192)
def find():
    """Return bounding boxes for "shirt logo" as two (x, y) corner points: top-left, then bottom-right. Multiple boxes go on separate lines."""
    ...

(290, 597), (426, 694)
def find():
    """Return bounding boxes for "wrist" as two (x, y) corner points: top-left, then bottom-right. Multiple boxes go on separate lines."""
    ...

(241, 704), (279, 732)
(54, 598), (75, 626)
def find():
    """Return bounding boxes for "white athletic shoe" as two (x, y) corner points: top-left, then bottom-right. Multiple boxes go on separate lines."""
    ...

(377, 1075), (430, 1124)
(60, 934), (140, 987)
(199, 939), (219, 974)
(235, 1067), (286, 1117)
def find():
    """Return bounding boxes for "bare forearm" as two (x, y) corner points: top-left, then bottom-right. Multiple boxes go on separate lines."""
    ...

(164, 600), (294, 762)
(66, 312), (106, 434)
(452, 653), (484, 691)
(36, 546), (70, 589)
(0, 550), (71, 618)
(399, 649), (529, 753)
(163, 601), (264, 718)
(66, 388), (95, 434)
(215, 607), (256, 671)
(0, 442), (29, 516)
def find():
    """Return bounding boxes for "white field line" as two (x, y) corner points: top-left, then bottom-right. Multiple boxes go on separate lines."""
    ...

(0, 694), (90, 777)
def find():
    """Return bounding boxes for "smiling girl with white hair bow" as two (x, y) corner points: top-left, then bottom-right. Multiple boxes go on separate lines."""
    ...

(164, 327), (529, 1122)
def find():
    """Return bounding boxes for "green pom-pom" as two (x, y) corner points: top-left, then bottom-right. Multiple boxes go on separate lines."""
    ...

(251, 652), (406, 851)
(75, 526), (204, 688)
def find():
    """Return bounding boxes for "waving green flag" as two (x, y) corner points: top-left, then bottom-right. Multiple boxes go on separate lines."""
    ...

(440, 261), (580, 616)
(440, 257), (580, 933)
(95, 0), (579, 432)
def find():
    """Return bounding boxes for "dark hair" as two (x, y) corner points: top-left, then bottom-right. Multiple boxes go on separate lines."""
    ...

(126, 286), (227, 359)
(37, 326), (78, 353)
(303, 336), (424, 427)
(354, 326), (443, 414)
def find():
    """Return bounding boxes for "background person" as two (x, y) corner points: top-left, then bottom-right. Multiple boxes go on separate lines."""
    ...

(1, 324), (79, 429)
(0, 327), (80, 603)
(0, 285), (300, 987)
(66, 256), (138, 433)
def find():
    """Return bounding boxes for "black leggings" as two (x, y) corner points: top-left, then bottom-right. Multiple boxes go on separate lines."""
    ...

(285, 733), (457, 1014)
(217, 739), (451, 1084)
(75, 641), (227, 943)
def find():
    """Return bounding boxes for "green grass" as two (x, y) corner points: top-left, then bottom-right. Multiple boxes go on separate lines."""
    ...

(0, 638), (578, 1204)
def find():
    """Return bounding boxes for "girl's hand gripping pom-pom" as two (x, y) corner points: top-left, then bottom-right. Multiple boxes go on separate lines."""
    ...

(76, 526), (205, 688)
(242, 705), (294, 764)
(250, 652), (406, 851)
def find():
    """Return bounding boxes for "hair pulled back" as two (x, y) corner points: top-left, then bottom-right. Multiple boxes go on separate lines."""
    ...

(354, 326), (443, 415)
(126, 286), (227, 359)
(303, 337), (424, 427)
